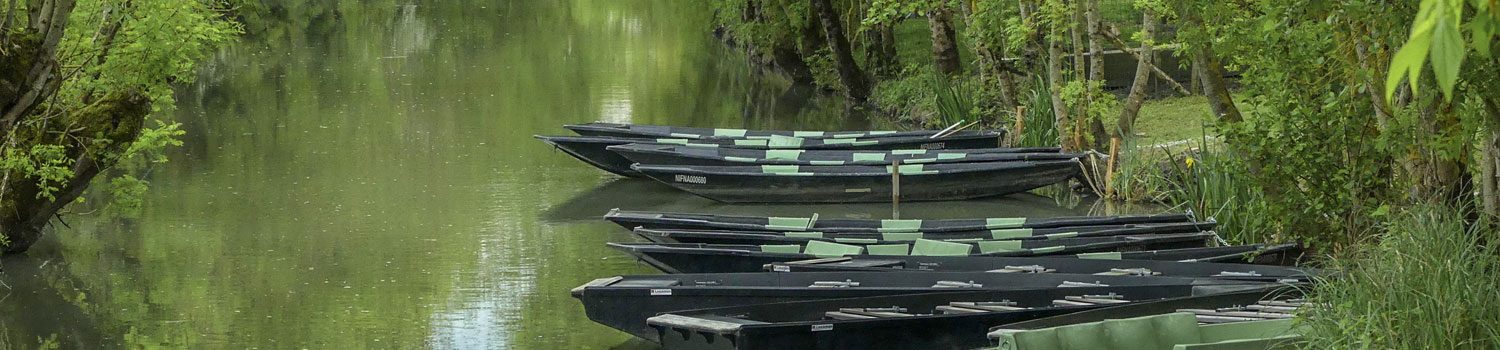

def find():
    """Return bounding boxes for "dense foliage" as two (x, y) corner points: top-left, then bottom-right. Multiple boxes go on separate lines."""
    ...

(0, 0), (239, 252)
(713, 3), (1500, 346)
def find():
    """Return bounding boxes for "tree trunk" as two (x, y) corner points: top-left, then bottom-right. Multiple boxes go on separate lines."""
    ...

(1192, 46), (1242, 123)
(771, 43), (815, 84)
(799, 7), (825, 58)
(2, 0), (76, 127)
(2, 90), (150, 254)
(1482, 98), (1500, 216)
(1407, 93), (1469, 204)
(928, 5), (961, 75)
(1072, 2), (1106, 149)
(865, 24), (898, 77)
(809, 0), (869, 102)
(1047, 38), (1071, 149)
(879, 24), (897, 67)
(1085, 0), (1103, 82)
(1117, 10), (1155, 137)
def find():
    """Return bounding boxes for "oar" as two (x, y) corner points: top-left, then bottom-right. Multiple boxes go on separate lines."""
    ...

(935, 120), (981, 138)
(930, 120), (966, 138)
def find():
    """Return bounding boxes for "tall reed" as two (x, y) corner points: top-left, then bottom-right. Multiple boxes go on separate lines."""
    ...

(930, 74), (973, 127)
(1014, 78), (1059, 147)
(1300, 205), (1500, 349)
(1159, 137), (1276, 244)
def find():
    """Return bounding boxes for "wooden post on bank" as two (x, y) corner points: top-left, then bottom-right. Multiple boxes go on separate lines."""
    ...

(1011, 106), (1026, 147)
(891, 159), (902, 219)
(1105, 136), (1120, 198)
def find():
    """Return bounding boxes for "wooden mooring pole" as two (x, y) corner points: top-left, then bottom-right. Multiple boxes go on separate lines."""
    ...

(1105, 136), (1120, 198)
(891, 159), (901, 219)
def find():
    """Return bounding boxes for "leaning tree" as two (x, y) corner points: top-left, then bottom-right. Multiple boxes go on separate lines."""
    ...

(0, 0), (237, 253)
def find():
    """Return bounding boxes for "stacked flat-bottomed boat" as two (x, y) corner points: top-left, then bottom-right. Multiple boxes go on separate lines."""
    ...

(537, 123), (1314, 350)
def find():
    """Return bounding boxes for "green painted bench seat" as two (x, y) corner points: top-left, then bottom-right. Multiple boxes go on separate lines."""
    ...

(760, 244), (802, 254)
(992, 312), (1299, 350)
(912, 239), (974, 256)
(803, 240), (865, 257)
(866, 243), (911, 255)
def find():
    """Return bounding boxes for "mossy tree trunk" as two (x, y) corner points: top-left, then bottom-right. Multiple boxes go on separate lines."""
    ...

(1046, 38), (1071, 150)
(865, 24), (898, 77)
(1071, 1), (1106, 149)
(1476, 96), (1500, 214)
(809, 0), (869, 102)
(1116, 10), (1154, 137)
(0, 0), (154, 254)
(928, 5), (961, 76)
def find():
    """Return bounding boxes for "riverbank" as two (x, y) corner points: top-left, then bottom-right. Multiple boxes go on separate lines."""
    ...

(708, 1), (1500, 348)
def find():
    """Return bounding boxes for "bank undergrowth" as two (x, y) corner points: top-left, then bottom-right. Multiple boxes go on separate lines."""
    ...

(1299, 205), (1500, 349)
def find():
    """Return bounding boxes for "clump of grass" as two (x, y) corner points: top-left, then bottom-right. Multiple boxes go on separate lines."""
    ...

(1160, 137), (1277, 244)
(1104, 128), (1275, 244)
(1300, 205), (1500, 349)
(1013, 78), (1059, 147)
(930, 73), (973, 127)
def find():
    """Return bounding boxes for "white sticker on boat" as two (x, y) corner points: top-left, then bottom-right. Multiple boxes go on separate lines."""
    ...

(649, 289), (672, 296)
(811, 324), (834, 332)
(845, 188), (872, 193)
(920, 142), (947, 150)
(772, 265), (790, 272)
(673, 175), (707, 184)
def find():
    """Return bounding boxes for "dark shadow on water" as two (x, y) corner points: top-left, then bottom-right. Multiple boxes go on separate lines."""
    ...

(542, 179), (1111, 223)
(609, 337), (662, 350)
(0, 241), (109, 348)
(539, 179), (694, 223)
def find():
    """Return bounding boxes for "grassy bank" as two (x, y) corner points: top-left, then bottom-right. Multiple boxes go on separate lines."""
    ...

(1300, 206), (1500, 349)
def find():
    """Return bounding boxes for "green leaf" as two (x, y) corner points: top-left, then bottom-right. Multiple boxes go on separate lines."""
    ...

(1429, 2), (1466, 99)
(1386, 32), (1431, 99)
(1472, 18), (1495, 58)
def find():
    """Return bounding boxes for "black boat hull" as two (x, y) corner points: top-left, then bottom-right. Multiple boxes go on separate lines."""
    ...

(571, 271), (1251, 342)
(537, 134), (1007, 177)
(990, 286), (1302, 330)
(630, 222), (1216, 245)
(564, 122), (952, 139)
(650, 285), (1272, 350)
(610, 243), (1301, 274)
(536, 135), (644, 177)
(603, 209), (1199, 233)
(765, 255), (1319, 282)
(609, 143), (1072, 167)
(634, 161), (1080, 203)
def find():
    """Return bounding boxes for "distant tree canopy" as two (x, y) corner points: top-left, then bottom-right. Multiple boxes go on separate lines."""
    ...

(0, 0), (238, 253)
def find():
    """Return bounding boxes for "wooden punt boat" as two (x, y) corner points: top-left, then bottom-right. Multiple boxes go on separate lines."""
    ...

(604, 209), (1200, 233)
(647, 284), (1282, 350)
(536, 133), (1003, 177)
(564, 122), (991, 140)
(609, 242), (1301, 274)
(570, 271), (1263, 342)
(627, 230), (1216, 256)
(629, 221), (1216, 245)
(607, 143), (1072, 167)
(986, 287), (1306, 349)
(764, 255), (1318, 282)
(634, 161), (1079, 203)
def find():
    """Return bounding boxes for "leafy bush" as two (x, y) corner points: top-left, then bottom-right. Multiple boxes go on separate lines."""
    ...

(870, 67), (940, 124)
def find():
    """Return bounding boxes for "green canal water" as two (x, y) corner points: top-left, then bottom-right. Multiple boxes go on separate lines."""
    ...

(0, 1), (1147, 348)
